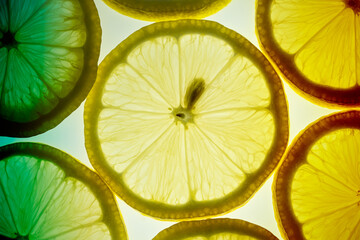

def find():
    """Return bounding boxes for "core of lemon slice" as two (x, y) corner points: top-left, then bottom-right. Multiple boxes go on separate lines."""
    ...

(153, 218), (278, 240)
(256, 0), (360, 107)
(274, 110), (360, 240)
(85, 19), (289, 220)
(0, 143), (127, 240)
(0, 0), (101, 137)
(100, 0), (231, 21)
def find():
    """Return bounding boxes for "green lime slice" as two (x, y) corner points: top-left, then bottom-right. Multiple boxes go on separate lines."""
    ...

(0, 0), (101, 137)
(0, 143), (127, 240)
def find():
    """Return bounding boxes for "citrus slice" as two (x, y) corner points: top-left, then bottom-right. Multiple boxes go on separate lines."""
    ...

(0, 0), (101, 137)
(85, 19), (289, 219)
(153, 218), (278, 240)
(0, 142), (127, 240)
(100, 0), (231, 21)
(274, 110), (360, 240)
(256, 0), (360, 107)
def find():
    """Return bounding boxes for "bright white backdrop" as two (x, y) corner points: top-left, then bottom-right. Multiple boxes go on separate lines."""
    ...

(0, 0), (337, 239)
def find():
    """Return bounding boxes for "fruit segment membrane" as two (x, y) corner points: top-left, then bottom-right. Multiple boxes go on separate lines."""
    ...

(0, 0), (85, 122)
(0, 155), (111, 240)
(270, 0), (360, 88)
(291, 128), (360, 239)
(97, 33), (275, 205)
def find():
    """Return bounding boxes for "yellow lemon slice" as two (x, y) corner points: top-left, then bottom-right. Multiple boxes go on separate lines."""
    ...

(256, 0), (360, 107)
(0, 0), (101, 137)
(153, 218), (278, 240)
(100, 0), (231, 21)
(0, 143), (127, 240)
(85, 19), (289, 219)
(274, 110), (360, 239)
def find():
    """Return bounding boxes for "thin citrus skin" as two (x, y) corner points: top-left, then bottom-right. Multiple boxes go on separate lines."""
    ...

(85, 19), (289, 220)
(274, 110), (360, 240)
(101, 0), (231, 21)
(0, 0), (101, 137)
(256, 0), (360, 108)
(0, 142), (127, 240)
(153, 218), (279, 240)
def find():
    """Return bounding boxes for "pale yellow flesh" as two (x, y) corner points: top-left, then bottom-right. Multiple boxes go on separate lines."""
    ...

(270, 0), (360, 88)
(0, 156), (111, 239)
(98, 34), (275, 205)
(291, 129), (360, 239)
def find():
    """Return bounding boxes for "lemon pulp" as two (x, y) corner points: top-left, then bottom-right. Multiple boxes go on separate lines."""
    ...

(85, 20), (288, 219)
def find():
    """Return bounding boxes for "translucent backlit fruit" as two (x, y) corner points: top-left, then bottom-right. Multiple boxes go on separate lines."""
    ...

(85, 20), (288, 219)
(274, 110), (360, 239)
(100, 0), (231, 21)
(0, 0), (101, 137)
(256, 0), (360, 107)
(0, 143), (127, 240)
(153, 218), (279, 240)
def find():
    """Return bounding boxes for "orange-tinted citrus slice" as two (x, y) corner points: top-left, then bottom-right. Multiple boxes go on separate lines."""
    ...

(0, 142), (127, 240)
(256, 0), (360, 107)
(274, 110), (360, 239)
(85, 19), (289, 220)
(153, 218), (278, 240)
(100, 0), (231, 21)
(0, 0), (101, 137)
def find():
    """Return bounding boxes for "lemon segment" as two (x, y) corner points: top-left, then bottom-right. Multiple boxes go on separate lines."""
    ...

(293, 8), (356, 89)
(270, 0), (344, 54)
(290, 128), (360, 239)
(0, 143), (127, 240)
(85, 20), (288, 219)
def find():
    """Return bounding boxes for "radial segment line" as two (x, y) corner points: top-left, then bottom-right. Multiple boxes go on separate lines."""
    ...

(0, 166), (18, 234)
(0, 50), (9, 112)
(17, 49), (58, 98)
(207, 53), (237, 87)
(293, 8), (346, 57)
(13, 0), (50, 33)
(301, 199), (359, 225)
(28, 172), (65, 234)
(20, 42), (80, 49)
(101, 106), (170, 115)
(349, 215), (360, 238)
(177, 38), (183, 105)
(194, 124), (245, 174)
(40, 219), (102, 240)
(197, 106), (269, 116)
(183, 127), (195, 201)
(306, 154), (355, 193)
(126, 62), (173, 108)
(121, 122), (174, 176)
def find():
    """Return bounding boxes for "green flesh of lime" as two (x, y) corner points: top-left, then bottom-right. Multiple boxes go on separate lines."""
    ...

(0, 0), (85, 123)
(0, 154), (111, 239)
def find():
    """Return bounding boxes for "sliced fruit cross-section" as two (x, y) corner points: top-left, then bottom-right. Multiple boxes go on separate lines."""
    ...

(85, 19), (289, 220)
(0, 143), (127, 240)
(153, 218), (279, 240)
(100, 0), (231, 21)
(274, 111), (360, 239)
(0, 0), (101, 137)
(256, 0), (360, 107)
